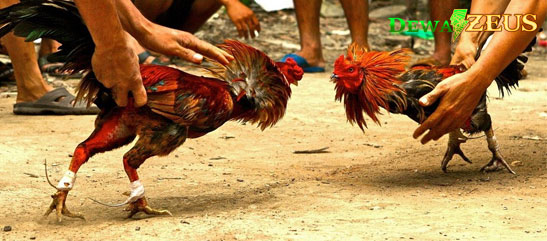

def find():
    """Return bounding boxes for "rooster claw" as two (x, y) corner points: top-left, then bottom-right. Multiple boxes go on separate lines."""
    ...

(441, 143), (472, 173)
(441, 130), (471, 173)
(480, 156), (516, 174)
(125, 197), (172, 218)
(44, 190), (85, 222)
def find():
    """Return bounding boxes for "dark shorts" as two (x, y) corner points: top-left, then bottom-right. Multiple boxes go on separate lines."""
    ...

(156, 0), (196, 29)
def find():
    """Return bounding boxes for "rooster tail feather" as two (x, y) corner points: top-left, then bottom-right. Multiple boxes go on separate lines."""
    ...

(493, 36), (536, 97)
(0, 0), (98, 104)
(476, 32), (538, 97)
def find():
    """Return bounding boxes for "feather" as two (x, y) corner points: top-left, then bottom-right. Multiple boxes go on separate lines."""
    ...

(141, 65), (234, 129)
(333, 47), (411, 130)
(205, 40), (294, 130)
(0, 0), (95, 103)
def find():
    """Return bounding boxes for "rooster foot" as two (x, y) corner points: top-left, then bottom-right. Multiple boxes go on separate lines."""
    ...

(480, 153), (516, 174)
(481, 128), (516, 174)
(43, 190), (85, 222)
(125, 197), (172, 218)
(441, 130), (471, 173)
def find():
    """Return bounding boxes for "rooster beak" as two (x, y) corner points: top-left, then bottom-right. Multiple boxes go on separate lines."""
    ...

(331, 74), (339, 80)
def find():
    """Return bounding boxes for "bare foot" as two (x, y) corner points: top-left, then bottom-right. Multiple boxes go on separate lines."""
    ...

(294, 50), (325, 68)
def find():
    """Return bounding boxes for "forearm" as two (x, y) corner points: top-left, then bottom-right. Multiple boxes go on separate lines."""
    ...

(73, 0), (127, 48)
(459, 0), (511, 45)
(114, 0), (154, 40)
(469, 0), (547, 87)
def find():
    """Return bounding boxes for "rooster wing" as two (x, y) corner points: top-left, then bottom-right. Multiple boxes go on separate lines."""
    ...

(141, 65), (234, 130)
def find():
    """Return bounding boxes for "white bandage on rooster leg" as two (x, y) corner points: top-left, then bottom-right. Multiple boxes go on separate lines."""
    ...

(57, 170), (76, 190)
(124, 180), (145, 204)
(486, 128), (500, 153)
(88, 180), (146, 207)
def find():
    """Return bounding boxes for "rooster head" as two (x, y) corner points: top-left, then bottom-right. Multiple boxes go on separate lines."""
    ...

(332, 55), (364, 93)
(276, 58), (303, 86)
(332, 43), (410, 130)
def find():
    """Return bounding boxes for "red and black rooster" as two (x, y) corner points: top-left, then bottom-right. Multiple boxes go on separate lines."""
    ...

(0, 0), (302, 221)
(332, 42), (533, 174)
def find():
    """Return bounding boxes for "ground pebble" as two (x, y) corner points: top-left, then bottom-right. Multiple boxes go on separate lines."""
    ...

(3, 226), (11, 232)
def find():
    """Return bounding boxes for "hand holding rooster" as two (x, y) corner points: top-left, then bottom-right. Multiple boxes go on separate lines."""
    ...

(74, 0), (233, 107)
(413, 70), (490, 144)
(414, 0), (547, 144)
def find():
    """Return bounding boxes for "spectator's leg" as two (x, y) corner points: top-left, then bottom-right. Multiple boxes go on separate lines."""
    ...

(0, 0), (51, 103)
(293, 0), (324, 68)
(340, 0), (370, 50)
(38, 39), (60, 58)
(430, 0), (459, 66)
(2, 32), (52, 103)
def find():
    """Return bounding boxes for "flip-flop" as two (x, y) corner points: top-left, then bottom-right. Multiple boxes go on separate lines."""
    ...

(281, 53), (325, 73)
(38, 56), (83, 78)
(13, 87), (100, 115)
(138, 51), (172, 66)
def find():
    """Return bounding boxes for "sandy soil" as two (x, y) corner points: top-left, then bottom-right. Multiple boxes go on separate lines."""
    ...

(0, 56), (546, 241)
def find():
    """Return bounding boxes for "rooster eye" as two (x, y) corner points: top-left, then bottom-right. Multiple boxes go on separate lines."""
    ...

(348, 67), (354, 73)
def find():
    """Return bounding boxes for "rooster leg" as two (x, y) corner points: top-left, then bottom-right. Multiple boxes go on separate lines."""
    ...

(44, 111), (136, 222)
(480, 127), (516, 174)
(43, 190), (85, 222)
(121, 155), (171, 218)
(122, 124), (188, 218)
(440, 130), (472, 173)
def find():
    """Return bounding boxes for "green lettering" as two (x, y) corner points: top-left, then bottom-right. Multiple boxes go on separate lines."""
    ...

(407, 20), (419, 32)
(440, 20), (453, 32)
(420, 20), (440, 32)
(389, 18), (406, 33)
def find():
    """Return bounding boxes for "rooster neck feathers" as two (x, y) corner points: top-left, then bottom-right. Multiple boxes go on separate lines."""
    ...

(333, 44), (410, 130)
(206, 40), (294, 130)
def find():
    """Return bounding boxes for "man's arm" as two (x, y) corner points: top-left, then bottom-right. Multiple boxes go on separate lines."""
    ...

(413, 0), (547, 144)
(73, 0), (147, 107)
(450, 0), (511, 69)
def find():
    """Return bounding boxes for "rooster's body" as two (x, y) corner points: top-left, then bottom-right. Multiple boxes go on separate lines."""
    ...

(0, 0), (302, 221)
(332, 42), (533, 174)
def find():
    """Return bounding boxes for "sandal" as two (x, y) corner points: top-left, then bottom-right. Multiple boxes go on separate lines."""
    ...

(13, 87), (100, 115)
(138, 51), (172, 66)
(280, 53), (325, 73)
(38, 56), (83, 78)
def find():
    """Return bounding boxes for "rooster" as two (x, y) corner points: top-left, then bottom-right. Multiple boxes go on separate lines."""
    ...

(0, 0), (303, 222)
(331, 41), (533, 174)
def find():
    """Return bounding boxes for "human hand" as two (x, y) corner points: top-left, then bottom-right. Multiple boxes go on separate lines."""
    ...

(139, 25), (233, 65)
(450, 39), (478, 69)
(413, 71), (490, 144)
(224, 0), (260, 39)
(92, 42), (147, 107)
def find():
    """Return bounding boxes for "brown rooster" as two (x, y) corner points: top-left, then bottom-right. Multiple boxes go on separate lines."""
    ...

(0, 0), (303, 221)
(331, 42), (533, 174)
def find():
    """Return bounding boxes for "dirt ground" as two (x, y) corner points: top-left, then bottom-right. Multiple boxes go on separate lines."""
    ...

(0, 51), (546, 240)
